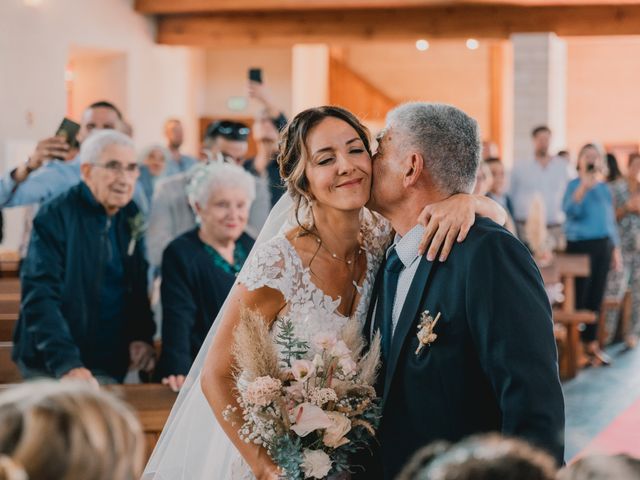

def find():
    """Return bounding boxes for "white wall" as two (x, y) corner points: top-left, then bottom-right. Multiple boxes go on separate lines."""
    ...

(0, 0), (205, 249)
(0, 0), (205, 172)
(204, 47), (292, 118)
(566, 36), (640, 160)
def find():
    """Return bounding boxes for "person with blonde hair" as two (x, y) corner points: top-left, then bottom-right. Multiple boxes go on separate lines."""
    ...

(0, 381), (145, 480)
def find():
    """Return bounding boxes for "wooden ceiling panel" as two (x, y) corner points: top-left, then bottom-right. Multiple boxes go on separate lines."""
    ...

(136, 0), (640, 14)
(155, 5), (640, 46)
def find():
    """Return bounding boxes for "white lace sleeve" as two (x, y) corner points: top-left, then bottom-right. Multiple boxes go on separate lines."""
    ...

(237, 236), (294, 300)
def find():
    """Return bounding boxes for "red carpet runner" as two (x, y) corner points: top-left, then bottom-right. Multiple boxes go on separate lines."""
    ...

(573, 396), (640, 461)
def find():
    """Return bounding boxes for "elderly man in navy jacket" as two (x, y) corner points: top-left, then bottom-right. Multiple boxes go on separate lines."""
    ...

(13, 130), (155, 385)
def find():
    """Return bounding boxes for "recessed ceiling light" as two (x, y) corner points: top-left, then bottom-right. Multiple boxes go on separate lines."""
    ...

(466, 39), (479, 50)
(416, 39), (430, 52)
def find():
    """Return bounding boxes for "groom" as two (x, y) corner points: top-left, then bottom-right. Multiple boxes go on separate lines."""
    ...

(362, 103), (565, 479)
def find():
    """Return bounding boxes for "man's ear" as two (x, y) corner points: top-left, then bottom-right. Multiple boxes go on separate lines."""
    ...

(403, 153), (424, 188)
(80, 163), (92, 183)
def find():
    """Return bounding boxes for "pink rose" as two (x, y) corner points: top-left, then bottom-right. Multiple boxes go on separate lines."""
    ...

(323, 412), (351, 448)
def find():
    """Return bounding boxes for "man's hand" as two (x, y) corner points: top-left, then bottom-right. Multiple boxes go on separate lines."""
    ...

(417, 193), (476, 262)
(61, 367), (99, 388)
(129, 341), (156, 372)
(612, 247), (623, 272)
(12, 136), (71, 183)
(162, 374), (186, 392)
(248, 81), (279, 118)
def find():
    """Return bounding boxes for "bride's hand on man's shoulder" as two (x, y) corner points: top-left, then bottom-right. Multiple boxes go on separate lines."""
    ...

(417, 193), (477, 262)
(162, 374), (186, 392)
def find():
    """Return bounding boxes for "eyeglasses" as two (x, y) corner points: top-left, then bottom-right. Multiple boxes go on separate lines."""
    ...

(94, 160), (139, 175)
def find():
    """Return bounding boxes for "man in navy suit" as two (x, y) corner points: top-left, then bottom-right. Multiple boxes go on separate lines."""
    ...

(361, 103), (565, 479)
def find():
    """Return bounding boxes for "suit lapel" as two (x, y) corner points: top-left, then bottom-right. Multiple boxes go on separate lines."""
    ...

(383, 256), (435, 401)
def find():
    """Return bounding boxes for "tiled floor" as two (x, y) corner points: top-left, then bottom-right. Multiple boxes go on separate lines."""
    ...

(563, 343), (640, 460)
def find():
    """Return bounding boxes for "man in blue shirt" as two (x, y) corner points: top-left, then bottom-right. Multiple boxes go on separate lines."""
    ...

(163, 118), (198, 177)
(13, 130), (156, 385)
(1, 101), (119, 206)
(0, 101), (147, 214)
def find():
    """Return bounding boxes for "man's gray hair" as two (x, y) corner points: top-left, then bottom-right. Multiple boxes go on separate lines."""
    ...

(80, 129), (134, 164)
(386, 102), (481, 194)
(187, 161), (256, 221)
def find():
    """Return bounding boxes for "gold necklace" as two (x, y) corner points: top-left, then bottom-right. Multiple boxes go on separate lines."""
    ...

(313, 235), (363, 265)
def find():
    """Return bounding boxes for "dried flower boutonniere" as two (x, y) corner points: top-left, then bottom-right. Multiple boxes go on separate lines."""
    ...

(127, 213), (146, 256)
(415, 310), (441, 355)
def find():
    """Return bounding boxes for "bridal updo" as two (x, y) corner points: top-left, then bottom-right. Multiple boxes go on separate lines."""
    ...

(278, 106), (372, 228)
(0, 381), (145, 480)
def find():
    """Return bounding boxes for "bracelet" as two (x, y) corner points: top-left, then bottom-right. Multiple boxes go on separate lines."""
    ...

(25, 158), (36, 173)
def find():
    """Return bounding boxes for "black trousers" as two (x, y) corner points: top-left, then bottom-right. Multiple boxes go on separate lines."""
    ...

(566, 238), (613, 342)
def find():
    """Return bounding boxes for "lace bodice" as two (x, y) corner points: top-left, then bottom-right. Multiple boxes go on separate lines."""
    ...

(237, 210), (392, 356)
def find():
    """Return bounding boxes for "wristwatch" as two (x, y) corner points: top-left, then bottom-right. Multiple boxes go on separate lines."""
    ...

(9, 159), (35, 181)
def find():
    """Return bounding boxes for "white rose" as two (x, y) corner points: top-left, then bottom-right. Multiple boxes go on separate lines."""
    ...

(301, 449), (333, 479)
(323, 412), (351, 448)
(291, 359), (315, 382)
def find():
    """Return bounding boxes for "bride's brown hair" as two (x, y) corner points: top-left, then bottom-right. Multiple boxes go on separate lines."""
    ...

(278, 106), (372, 230)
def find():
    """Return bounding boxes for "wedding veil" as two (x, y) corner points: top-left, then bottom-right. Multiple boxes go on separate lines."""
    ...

(142, 193), (295, 479)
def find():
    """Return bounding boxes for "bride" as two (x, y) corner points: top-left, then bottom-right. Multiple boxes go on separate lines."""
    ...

(143, 106), (505, 479)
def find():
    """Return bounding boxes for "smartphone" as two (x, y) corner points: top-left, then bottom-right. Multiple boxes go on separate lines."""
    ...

(55, 117), (80, 151)
(248, 68), (262, 84)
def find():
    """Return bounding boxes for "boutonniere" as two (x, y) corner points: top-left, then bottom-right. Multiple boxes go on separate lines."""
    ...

(415, 310), (441, 355)
(127, 213), (146, 256)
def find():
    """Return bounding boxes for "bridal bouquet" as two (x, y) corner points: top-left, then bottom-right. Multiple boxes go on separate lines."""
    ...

(224, 310), (382, 479)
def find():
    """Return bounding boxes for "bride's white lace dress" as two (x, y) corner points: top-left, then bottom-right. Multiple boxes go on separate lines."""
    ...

(229, 214), (390, 478)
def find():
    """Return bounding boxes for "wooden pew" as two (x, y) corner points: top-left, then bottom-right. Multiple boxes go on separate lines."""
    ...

(0, 279), (20, 295)
(552, 253), (596, 380)
(0, 260), (20, 279)
(0, 313), (17, 342)
(0, 294), (20, 315)
(105, 384), (178, 461)
(0, 342), (21, 383)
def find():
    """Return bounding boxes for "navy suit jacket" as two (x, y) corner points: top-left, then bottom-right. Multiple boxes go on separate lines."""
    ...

(361, 217), (565, 479)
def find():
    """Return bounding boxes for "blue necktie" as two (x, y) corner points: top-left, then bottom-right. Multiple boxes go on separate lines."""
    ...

(375, 247), (404, 361)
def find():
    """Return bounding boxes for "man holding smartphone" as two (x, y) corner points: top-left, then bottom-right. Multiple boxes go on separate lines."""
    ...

(0, 101), (149, 258)
(0, 101), (122, 207)
(245, 73), (288, 207)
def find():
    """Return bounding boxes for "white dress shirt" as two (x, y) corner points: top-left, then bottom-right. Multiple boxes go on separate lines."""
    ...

(509, 156), (576, 225)
(370, 224), (426, 340)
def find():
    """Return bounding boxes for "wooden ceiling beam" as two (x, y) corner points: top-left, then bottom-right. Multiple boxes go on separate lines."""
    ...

(156, 5), (640, 47)
(136, 0), (640, 15)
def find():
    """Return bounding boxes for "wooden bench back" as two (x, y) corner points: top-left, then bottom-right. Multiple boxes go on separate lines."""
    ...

(0, 342), (21, 383)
